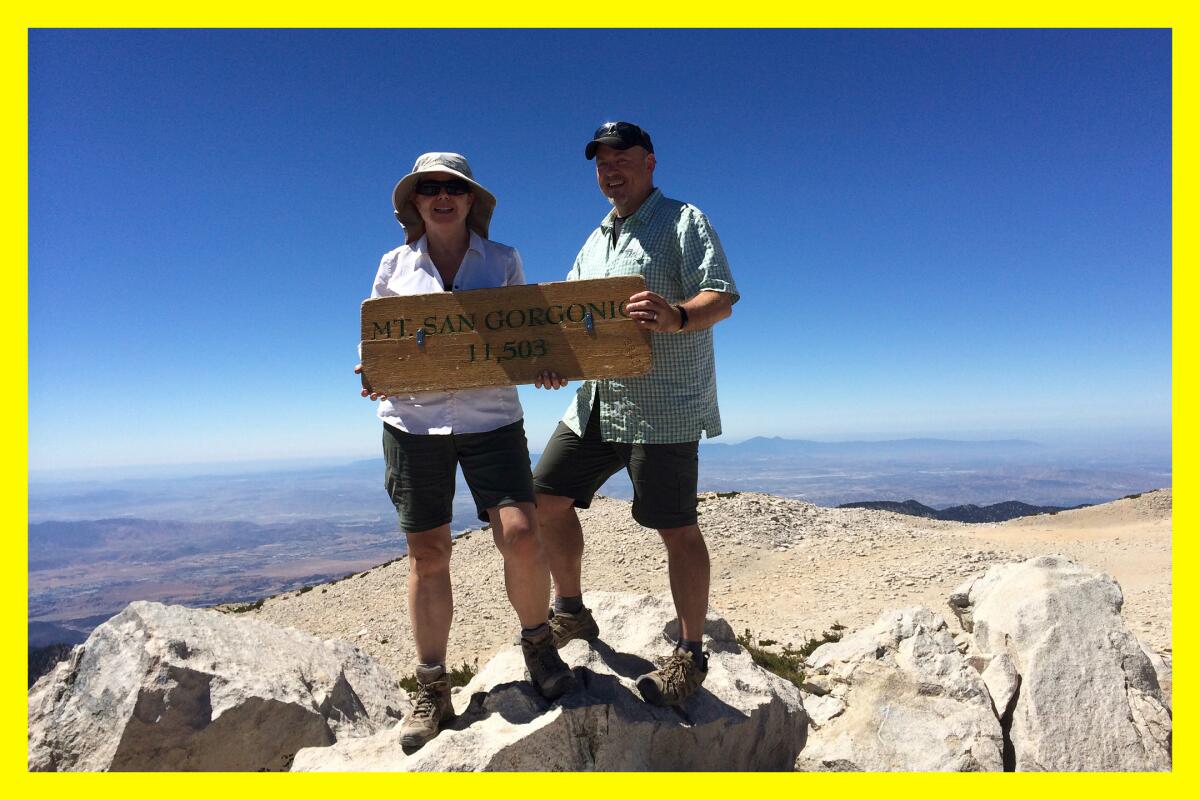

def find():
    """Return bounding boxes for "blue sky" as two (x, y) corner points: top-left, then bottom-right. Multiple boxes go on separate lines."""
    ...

(27, 29), (1171, 470)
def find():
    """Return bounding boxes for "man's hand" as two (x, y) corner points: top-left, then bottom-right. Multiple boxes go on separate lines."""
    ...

(534, 370), (569, 390)
(355, 363), (389, 401)
(626, 291), (682, 333)
(627, 289), (734, 333)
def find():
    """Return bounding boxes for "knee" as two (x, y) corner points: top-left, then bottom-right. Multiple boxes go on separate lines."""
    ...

(496, 516), (541, 562)
(536, 492), (576, 520)
(659, 524), (705, 551)
(407, 537), (452, 577)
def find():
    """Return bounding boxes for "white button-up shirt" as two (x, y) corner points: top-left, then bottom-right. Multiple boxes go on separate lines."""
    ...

(368, 232), (525, 435)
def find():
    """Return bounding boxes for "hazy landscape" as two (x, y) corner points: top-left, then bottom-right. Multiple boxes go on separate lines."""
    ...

(28, 436), (1170, 647)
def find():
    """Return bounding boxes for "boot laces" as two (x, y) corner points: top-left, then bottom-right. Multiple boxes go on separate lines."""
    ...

(657, 652), (695, 692)
(411, 681), (443, 719)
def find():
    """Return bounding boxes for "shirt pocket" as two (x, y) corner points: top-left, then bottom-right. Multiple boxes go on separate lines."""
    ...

(608, 244), (652, 278)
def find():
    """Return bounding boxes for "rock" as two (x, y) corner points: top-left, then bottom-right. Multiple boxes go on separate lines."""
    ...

(1139, 641), (1172, 712)
(947, 581), (975, 632)
(292, 591), (807, 771)
(800, 674), (836, 696)
(952, 555), (1171, 771)
(804, 694), (846, 728)
(966, 653), (993, 673)
(980, 654), (1019, 721)
(794, 755), (863, 771)
(798, 607), (1004, 771)
(28, 602), (406, 771)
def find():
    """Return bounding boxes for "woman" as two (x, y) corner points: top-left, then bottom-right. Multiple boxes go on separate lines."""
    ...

(354, 152), (574, 752)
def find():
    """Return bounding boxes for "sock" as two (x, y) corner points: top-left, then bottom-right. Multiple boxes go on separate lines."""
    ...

(417, 661), (446, 675)
(676, 639), (707, 669)
(522, 622), (550, 640)
(554, 595), (584, 615)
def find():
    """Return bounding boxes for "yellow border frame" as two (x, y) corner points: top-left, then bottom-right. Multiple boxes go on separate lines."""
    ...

(7, 3), (1186, 792)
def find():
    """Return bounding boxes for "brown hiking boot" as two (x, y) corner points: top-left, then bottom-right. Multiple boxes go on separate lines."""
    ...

(521, 629), (577, 700)
(547, 606), (600, 649)
(636, 649), (708, 706)
(400, 664), (456, 752)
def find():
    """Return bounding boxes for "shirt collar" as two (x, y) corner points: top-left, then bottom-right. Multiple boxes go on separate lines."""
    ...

(411, 231), (485, 257)
(467, 230), (485, 255)
(600, 187), (663, 233)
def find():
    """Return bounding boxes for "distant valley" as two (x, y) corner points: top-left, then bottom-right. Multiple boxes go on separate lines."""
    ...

(28, 517), (404, 646)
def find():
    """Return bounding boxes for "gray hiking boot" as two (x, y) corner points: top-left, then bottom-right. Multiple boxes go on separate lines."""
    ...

(521, 629), (577, 700)
(636, 648), (708, 706)
(400, 664), (456, 751)
(547, 605), (600, 649)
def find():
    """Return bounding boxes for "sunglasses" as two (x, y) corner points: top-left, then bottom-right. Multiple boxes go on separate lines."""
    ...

(415, 179), (472, 197)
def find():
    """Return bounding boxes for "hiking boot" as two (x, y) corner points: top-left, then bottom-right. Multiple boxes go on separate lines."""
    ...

(636, 648), (708, 706)
(400, 664), (456, 752)
(547, 605), (600, 649)
(521, 629), (577, 700)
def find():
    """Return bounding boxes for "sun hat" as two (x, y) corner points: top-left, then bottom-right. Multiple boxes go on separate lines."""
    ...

(391, 152), (497, 244)
(585, 121), (655, 160)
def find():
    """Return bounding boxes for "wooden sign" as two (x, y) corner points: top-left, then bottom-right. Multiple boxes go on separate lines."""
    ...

(360, 276), (652, 394)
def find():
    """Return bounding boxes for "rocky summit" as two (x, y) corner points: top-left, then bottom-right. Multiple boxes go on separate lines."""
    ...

(293, 591), (807, 771)
(795, 555), (1171, 772)
(28, 490), (1171, 771)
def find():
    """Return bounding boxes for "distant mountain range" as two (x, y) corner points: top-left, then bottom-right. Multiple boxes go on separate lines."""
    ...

(701, 437), (1040, 459)
(837, 499), (1086, 523)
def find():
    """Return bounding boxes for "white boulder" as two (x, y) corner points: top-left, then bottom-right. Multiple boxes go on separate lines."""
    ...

(28, 601), (406, 771)
(797, 607), (1005, 771)
(949, 555), (1171, 771)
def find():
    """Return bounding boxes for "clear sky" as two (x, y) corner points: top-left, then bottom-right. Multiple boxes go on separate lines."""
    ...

(28, 28), (1171, 471)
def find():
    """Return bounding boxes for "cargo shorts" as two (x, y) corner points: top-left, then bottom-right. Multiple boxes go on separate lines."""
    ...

(532, 406), (699, 530)
(382, 420), (536, 533)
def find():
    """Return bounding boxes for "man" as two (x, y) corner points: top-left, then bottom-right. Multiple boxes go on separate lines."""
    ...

(533, 121), (739, 706)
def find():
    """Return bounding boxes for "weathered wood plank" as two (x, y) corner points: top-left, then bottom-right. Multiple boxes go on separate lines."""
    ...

(360, 277), (652, 394)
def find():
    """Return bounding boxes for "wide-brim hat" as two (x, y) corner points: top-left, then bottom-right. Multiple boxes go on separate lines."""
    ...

(391, 152), (497, 244)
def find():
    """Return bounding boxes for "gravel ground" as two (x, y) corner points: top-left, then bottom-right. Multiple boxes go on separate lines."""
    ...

(247, 488), (1172, 680)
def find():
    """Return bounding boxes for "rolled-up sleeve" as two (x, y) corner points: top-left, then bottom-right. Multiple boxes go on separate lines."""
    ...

(370, 251), (398, 299)
(507, 248), (526, 287)
(677, 208), (739, 303)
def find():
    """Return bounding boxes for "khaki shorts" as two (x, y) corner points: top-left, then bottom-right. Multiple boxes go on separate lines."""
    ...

(532, 406), (699, 530)
(382, 420), (535, 533)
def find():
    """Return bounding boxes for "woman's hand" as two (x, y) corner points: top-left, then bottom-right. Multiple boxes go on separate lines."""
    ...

(355, 363), (390, 401)
(534, 370), (568, 390)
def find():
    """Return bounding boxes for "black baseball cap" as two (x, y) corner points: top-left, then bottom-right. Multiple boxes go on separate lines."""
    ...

(585, 121), (655, 160)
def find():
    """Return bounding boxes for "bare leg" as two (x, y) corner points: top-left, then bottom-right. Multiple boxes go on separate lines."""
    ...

(406, 524), (453, 664)
(534, 492), (586, 600)
(488, 502), (551, 628)
(658, 524), (710, 642)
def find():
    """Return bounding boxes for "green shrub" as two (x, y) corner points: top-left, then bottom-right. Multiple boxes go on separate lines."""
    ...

(737, 624), (845, 687)
(795, 623), (845, 659)
(399, 659), (478, 693)
(227, 598), (265, 614)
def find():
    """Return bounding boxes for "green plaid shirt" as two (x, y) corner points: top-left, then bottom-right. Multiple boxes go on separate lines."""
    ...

(560, 188), (739, 443)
